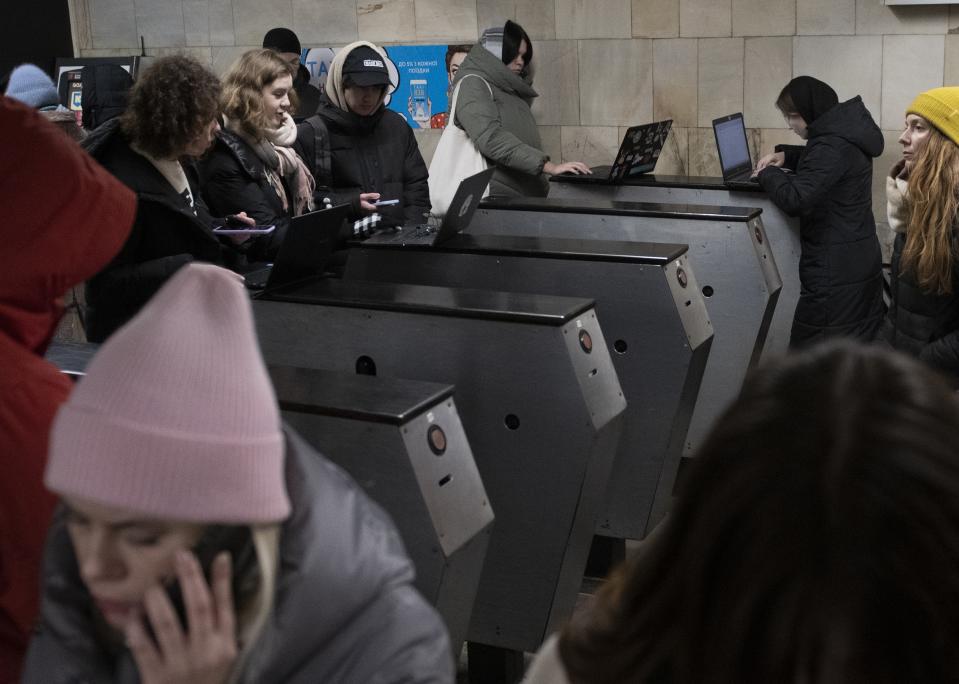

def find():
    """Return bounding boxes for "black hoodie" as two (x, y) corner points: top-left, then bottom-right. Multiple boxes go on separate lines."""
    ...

(758, 96), (886, 348)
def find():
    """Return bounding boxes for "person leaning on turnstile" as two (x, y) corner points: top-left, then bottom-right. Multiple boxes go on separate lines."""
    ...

(881, 87), (959, 388)
(23, 264), (453, 684)
(524, 341), (959, 684)
(754, 76), (885, 348)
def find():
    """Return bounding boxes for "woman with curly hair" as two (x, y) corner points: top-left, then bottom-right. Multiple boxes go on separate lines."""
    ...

(201, 49), (315, 257)
(881, 87), (959, 386)
(83, 54), (252, 343)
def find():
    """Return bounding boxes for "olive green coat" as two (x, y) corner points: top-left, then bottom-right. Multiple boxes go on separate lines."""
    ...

(452, 45), (549, 197)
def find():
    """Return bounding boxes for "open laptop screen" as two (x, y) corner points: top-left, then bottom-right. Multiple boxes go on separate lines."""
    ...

(713, 114), (752, 179)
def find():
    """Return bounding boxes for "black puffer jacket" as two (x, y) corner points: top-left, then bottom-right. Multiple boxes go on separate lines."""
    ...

(199, 128), (290, 261)
(881, 231), (959, 383)
(82, 120), (240, 342)
(296, 96), (430, 227)
(758, 96), (886, 348)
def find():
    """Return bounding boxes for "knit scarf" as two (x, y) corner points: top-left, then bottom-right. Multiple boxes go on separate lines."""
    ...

(131, 143), (195, 214)
(225, 114), (315, 215)
(886, 159), (909, 234)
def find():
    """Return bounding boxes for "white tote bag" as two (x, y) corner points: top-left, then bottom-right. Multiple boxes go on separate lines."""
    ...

(428, 74), (492, 217)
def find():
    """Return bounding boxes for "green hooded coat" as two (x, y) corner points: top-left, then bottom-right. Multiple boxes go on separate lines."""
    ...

(452, 44), (549, 197)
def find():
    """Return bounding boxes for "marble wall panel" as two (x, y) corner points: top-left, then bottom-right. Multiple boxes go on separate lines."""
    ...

(579, 39), (653, 126)
(415, 0), (478, 42)
(413, 128), (443, 166)
(183, 1), (210, 47)
(79, 47), (142, 57)
(946, 34), (959, 87)
(357, 0), (415, 44)
(679, 0), (731, 38)
(539, 125), (563, 164)
(530, 40), (580, 126)
(881, 35), (944, 129)
(212, 45), (254, 76)
(744, 37), (791, 129)
(697, 38), (743, 127)
(732, 0), (794, 37)
(653, 39), (697, 127)
(475, 0), (554, 40)
(135, 0), (185, 48)
(647, 125), (689, 174)
(687, 126), (720, 176)
(855, 0), (948, 35)
(209, 0), (235, 47)
(561, 126), (621, 166)
(796, 0), (854, 35)
(90, 0), (138, 49)
(759, 127), (798, 158)
(632, 0), (679, 38)
(232, 0), (292, 47)
(70, 0), (94, 52)
(556, 0), (631, 39)
(144, 46), (213, 65)
(793, 36), (883, 121)
(293, 0), (357, 45)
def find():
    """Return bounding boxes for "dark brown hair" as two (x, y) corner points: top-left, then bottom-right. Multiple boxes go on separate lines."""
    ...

(774, 84), (797, 115)
(120, 54), (221, 159)
(445, 44), (472, 74)
(560, 341), (959, 683)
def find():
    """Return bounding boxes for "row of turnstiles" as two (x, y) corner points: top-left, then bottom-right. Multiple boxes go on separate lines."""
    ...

(47, 174), (801, 682)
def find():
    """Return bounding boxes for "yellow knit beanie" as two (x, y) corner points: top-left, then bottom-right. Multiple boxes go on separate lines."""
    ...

(907, 87), (959, 146)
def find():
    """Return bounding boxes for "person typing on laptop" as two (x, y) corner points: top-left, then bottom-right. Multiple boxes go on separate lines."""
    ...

(752, 75), (885, 349)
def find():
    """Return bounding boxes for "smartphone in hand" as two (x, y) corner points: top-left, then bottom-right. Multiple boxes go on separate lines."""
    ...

(372, 199), (399, 207)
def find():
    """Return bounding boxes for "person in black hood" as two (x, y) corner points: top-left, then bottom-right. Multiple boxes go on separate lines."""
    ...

(294, 41), (430, 228)
(755, 76), (886, 348)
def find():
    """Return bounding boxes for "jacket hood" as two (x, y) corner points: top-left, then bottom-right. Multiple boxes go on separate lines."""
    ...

(456, 43), (538, 101)
(324, 41), (395, 114)
(1, 98), (135, 355)
(808, 96), (884, 158)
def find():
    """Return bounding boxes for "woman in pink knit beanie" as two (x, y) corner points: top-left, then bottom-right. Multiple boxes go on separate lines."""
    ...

(22, 263), (453, 684)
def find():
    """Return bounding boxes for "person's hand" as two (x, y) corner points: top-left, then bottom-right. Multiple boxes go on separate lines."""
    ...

(359, 192), (381, 214)
(754, 151), (785, 174)
(223, 212), (255, 245)
(124, 551), (237, 684)
(544, 161), (592, 176)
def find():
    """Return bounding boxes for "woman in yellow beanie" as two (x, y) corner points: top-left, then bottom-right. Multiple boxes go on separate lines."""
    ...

(881, 87), (959, 386)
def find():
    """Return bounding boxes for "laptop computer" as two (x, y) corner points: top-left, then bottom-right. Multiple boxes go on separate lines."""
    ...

(589, 119), (673, 181)
(244, 203), (351, 290)
(712, 113), (761, 189)
(364, 168), (495, 246)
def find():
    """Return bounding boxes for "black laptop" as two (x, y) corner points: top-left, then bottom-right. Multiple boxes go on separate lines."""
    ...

(364, 168), (495, 246)
(244, 203), (350, 290)
(712, 113), (761, 189)
(589, 119), (673, 181)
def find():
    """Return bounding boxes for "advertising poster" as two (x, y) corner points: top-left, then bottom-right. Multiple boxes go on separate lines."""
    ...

(302, 44), (469, 129)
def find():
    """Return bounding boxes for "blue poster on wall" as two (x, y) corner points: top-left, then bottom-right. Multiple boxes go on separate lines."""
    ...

(302, 44), (471, 130)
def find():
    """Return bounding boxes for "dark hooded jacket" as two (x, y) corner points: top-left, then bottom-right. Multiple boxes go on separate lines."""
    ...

(880, 167), (959, 383)
(296, 98), (430, 227)
(453, 44), (549, 198)
(0, 98), (135, 682)
(758, 91), (886, 348)
(23, 428), (454, 684)
(199, 127), (290, 261)
(82, 119), (242, 343)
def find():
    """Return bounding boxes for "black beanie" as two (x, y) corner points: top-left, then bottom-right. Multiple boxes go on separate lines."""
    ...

(501, 20), (532, 69)
(263, 27), (301, 55)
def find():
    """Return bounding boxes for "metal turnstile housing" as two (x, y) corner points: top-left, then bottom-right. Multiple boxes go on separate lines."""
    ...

(268, 365), (492, 651)
(252, 279), (626, 652)
(468, 196), (781, 457)
(345, 235), (712, 537)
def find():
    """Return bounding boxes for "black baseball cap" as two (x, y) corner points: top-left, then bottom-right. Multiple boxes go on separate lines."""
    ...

(342, 46), (391, 87)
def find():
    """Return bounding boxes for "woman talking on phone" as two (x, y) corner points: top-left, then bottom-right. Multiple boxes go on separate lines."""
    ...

(23, 264), (453, 683)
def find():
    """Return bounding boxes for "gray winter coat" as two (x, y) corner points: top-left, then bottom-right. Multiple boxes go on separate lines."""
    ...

(453, 45), (549, 197)
(22, 428), (454, 684)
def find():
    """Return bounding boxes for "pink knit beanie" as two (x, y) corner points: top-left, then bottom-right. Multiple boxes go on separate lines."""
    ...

(46, 263), (290, 523)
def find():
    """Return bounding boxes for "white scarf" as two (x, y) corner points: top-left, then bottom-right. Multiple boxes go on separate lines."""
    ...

(131, 143), (195, 213)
